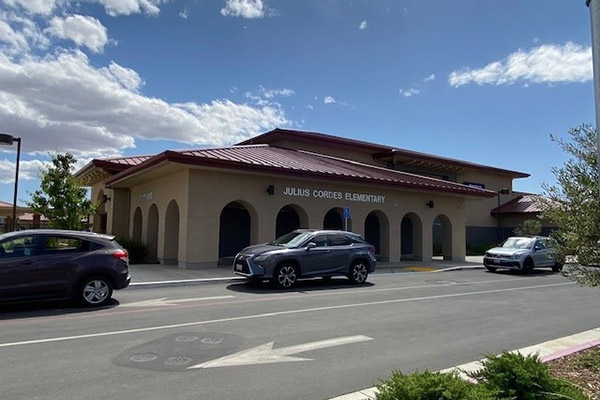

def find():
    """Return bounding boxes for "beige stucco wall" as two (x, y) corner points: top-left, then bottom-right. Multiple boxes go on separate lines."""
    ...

(459, 171), (516, 228)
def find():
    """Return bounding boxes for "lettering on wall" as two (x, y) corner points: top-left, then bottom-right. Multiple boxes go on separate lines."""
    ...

(283, 187), (385, 204)
(139, 192), (154, 202)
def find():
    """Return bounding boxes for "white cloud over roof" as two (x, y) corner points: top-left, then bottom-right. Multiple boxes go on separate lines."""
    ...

(449, 42), (592, 87)
(221, 0), (265, 19)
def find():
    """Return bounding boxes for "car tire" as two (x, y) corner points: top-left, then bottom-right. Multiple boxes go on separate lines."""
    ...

(348, 261), (369, 284)
(552, 262), (563, 273)
(274, 264), (298, 289)
(522, 258), (534, 274)
(485, 266), (497, 273)
(78, 276), (113, 307)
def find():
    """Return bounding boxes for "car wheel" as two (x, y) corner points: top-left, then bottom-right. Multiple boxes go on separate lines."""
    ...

(485, 266), (497, 273)
(552, 262), (563, 273)
(348, 261), (369, 284)
(78, 276), (113, 307)
(522, 258), (534, 274)
(274, 264), (298, 289)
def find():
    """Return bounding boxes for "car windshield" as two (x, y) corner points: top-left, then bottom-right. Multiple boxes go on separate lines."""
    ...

(501, 237), (535, 249)
(278, 232), (314, 248)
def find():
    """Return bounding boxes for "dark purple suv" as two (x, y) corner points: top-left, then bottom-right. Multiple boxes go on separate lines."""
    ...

(0, 229), (130, 307)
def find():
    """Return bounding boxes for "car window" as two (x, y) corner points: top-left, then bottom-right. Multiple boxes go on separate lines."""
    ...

(535, 240), (546, 250)
(328, 234), (352, 246)
(44, 236), (90, 254)
(0, 236), (40, 258)
(312, 235), (328, 247)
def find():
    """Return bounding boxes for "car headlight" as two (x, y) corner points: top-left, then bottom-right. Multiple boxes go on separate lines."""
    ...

(252, 254), (270, 263)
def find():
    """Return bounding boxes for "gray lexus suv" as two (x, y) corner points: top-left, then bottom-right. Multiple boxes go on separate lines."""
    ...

(233, 229), (377, 289)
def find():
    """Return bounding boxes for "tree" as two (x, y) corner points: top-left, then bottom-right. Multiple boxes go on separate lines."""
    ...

(28, 153), (97, 230)
(538, 124), (600, 286)
(513, 219), (542, 237)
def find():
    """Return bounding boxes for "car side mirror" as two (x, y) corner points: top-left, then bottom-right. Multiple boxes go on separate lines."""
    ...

(306, 242), (317, 250)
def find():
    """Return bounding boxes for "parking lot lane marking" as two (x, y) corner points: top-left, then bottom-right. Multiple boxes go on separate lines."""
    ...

(0, 281), (573, 349)
(188, 335), (373, 368)
(121, 295), (235, 307)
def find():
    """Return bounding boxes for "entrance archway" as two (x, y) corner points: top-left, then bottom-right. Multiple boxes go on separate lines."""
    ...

(276, 204), (308, 238)
(323, 208), (351, 231)
(365, 210), (390, 261)
(433, 214), (453, 260)
(163, 200), (179, 265)
(147, 204), (159, 263)
(95, 190), (107, 233)
(132, 207), (142, 242)
(401, 212), (423, 260)
(219, 201), (253, 262)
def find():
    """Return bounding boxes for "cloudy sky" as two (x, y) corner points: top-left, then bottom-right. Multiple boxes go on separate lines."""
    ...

(0, 0), (595, 204)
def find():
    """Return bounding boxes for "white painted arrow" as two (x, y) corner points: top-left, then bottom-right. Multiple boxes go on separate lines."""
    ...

(121, 295), (234, 307)
(188, 335), (373, 369)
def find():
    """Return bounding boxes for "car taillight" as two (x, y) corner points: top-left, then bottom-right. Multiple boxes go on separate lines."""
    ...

(113, 249), (129, 262)
(369, 245), (376, 254)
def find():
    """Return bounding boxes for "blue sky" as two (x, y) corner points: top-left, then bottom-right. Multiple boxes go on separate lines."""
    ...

(0, 0), (595, 205)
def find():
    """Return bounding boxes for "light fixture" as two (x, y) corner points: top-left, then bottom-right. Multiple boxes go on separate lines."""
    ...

(266, 184), (275, 195)
(426, 200), (434, 209)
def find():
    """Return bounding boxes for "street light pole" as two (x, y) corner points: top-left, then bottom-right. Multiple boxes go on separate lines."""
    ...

(0, 133), (22, 232)
(586, 0), (600, 188)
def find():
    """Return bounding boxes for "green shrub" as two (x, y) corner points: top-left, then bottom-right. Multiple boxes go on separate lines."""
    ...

(116, 236), (148, 264)
(469, 351), (588, 400)
(374, 370), (495, 400)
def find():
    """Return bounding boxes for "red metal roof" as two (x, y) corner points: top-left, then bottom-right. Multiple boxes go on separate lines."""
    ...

(491, 194), (542, 215)
(239, 128), (529, 178)
(106, 144), (495, 197)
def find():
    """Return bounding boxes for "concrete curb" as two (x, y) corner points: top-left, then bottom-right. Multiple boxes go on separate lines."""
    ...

(327, 326), (600, 400)
(433, 265), (485, 273)
(129, 277), (245, 289)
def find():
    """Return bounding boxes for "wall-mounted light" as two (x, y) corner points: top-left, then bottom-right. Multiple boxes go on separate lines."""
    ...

(266, 184), (275, 195)
(102, 194), (111, 203)
(426, 200), (434, 209)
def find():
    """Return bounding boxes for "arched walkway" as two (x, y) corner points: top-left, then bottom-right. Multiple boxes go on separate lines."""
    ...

(163, 200), (180, 265)
(219, 201), (255, 262)
(132, 207), (142, 242)
(401, 212), (423, 261)
(364, 210), (390, 261)
(323, 207), (351, 231)
(276, 204), (308, 238)
(147, 204), (159, 263)
(433, 214), (453, 260)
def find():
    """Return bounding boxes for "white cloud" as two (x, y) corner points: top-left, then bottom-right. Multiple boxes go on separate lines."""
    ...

(179, 7), (188, 19)
(324, 96), (335, 104)
(0, 158), (48, 183)
(399, 88), (419, 97)
(359, 20), (368, 30)
(423, 74), (435, 82)
(0, 10), (49, 55)
(0, 49), (290, 161)
(2, 0), (61, 15)
(221, 0), (265, 19)
(449, 42), (592, 88)
(92, 0), (164, 17)
(46, 14), (108, 53)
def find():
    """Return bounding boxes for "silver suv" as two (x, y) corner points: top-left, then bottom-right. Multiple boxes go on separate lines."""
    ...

(483, 236), (562, 273)
(233, 229), (377, 289)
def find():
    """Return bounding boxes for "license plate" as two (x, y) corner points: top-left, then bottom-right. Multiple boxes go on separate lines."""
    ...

(235, 263), (243, 271)
(493, 259), (501, 265)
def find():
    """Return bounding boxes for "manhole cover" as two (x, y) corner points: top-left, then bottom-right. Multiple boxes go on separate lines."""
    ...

(165, 356), (192, 366)
(130, 353), (158, 363)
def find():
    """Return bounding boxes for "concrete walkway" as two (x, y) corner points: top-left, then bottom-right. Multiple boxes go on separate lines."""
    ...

(128, 256), (486, 287)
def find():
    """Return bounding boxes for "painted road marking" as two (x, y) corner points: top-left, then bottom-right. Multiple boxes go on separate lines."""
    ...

(188, 335), (373, 369)
(121, 295), (235, 307)
(0, 281), (574, 348)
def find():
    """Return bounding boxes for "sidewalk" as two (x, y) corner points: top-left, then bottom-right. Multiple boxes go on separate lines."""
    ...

(128, 256), (485, 287)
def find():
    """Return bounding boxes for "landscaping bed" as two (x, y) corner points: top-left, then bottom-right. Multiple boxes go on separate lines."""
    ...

(548, 346), (600, 400)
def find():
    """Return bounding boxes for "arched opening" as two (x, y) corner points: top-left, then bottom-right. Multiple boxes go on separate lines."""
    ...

(163, 200), (180, 265)
(147, 204), (159, 263)
(401, 212), (423, 261)
(219, 201), (252, 263)
(132, 207), (142, 242)
(365, 210), (390, 261)
(275, 204), (308, 238)
(433, 214), (453, 260)
(94, 190), (107, 233)
(323, 207), (351, 231)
